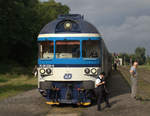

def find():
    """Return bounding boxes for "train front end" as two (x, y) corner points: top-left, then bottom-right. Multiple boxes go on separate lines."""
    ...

(37, 14), (102, 105)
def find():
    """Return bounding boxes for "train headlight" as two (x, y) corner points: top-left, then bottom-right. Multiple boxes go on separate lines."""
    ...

(46, 68), (52, 74)
(91, 68), (97, 74)
(84, 68), (90, 74)
(64, 21), (72, 30)
(40, 69), (45, 74)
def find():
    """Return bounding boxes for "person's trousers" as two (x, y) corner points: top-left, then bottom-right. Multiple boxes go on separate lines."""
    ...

(97, 88), (109, 109)
(131, 76), (137, 98)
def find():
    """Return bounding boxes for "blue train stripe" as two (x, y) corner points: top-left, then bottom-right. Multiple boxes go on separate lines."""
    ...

(38, 58), (100, 65)
(54, 64), (100, 67)
(38, 58), (101, 67)
(38, 64), (100, 67)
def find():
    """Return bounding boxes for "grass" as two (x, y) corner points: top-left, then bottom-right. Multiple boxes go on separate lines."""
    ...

(0, 64), (37, 101)
(138, 65), (150, 70)
(119, 65), (150, 101)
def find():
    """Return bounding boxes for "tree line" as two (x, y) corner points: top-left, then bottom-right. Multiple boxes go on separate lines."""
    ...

(114, 47), (150, 65)
(0, 0), (69, 66)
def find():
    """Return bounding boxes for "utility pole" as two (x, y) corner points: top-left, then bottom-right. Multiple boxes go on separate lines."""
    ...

(124, 56), (126, 66)
(130, 57), (132, 66)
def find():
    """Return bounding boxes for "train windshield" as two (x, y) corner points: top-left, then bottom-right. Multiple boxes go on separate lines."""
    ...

(39, 41), (54, 59)
(82, 40), (100, 58)
(56, 40), (80, 58)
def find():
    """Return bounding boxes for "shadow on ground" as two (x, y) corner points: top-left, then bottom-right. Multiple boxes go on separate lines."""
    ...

(107, 70), (131, 98)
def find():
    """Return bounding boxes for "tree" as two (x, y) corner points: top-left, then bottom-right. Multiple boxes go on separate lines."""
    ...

(135, 47), (146, 65)
(119, 53), (131, 65)
(146, 55), (150, 65)
(0, 0), (69, 66)
(35, 0), (69, 33)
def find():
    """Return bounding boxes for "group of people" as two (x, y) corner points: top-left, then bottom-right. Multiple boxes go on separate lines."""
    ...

(95, 61), (138, 111)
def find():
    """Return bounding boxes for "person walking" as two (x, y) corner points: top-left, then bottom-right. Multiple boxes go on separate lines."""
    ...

(130, 61), (138, 99)
(95, 72), (111, 111)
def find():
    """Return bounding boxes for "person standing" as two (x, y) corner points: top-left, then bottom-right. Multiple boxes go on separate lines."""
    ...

(130, 61), (138, 99)
(95, 72), (111, 111)
(113, 62), (117, 71)
(32, 65), (38, 77)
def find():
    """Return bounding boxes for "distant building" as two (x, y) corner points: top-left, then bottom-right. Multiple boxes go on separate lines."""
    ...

(118, 58), (123, 66)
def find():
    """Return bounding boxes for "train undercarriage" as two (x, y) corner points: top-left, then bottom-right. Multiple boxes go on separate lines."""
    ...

(39, 81), (96, 106)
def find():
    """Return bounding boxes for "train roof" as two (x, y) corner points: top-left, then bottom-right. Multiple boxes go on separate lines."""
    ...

(39, 14), (100, 34)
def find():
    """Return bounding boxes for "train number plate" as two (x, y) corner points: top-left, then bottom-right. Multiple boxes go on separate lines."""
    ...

(64, 73), (72, 79)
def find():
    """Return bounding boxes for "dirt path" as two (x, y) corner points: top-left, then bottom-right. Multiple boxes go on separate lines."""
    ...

(0, 71), (150, 116)
(0, 89), (50, 116)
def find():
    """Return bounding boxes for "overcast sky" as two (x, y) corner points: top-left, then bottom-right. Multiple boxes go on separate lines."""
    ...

(43, 0), (150, 55)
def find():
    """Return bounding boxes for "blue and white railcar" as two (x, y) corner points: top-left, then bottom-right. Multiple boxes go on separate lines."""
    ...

(37, 14), (111, 105)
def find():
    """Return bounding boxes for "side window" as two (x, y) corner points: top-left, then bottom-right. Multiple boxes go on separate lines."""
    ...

(82, 40), (100, 58)
(39, 41), (54, 59)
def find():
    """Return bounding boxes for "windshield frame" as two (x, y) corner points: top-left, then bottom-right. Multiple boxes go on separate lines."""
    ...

(38, 38), (101, 60)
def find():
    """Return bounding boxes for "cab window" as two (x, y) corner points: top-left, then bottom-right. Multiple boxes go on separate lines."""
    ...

(56, 40), (80, 58)
(39, 41), (54, 59)
(82, 40), (100, 58)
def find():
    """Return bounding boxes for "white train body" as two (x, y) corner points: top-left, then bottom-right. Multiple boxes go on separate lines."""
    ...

(38, 67), (101, 85)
